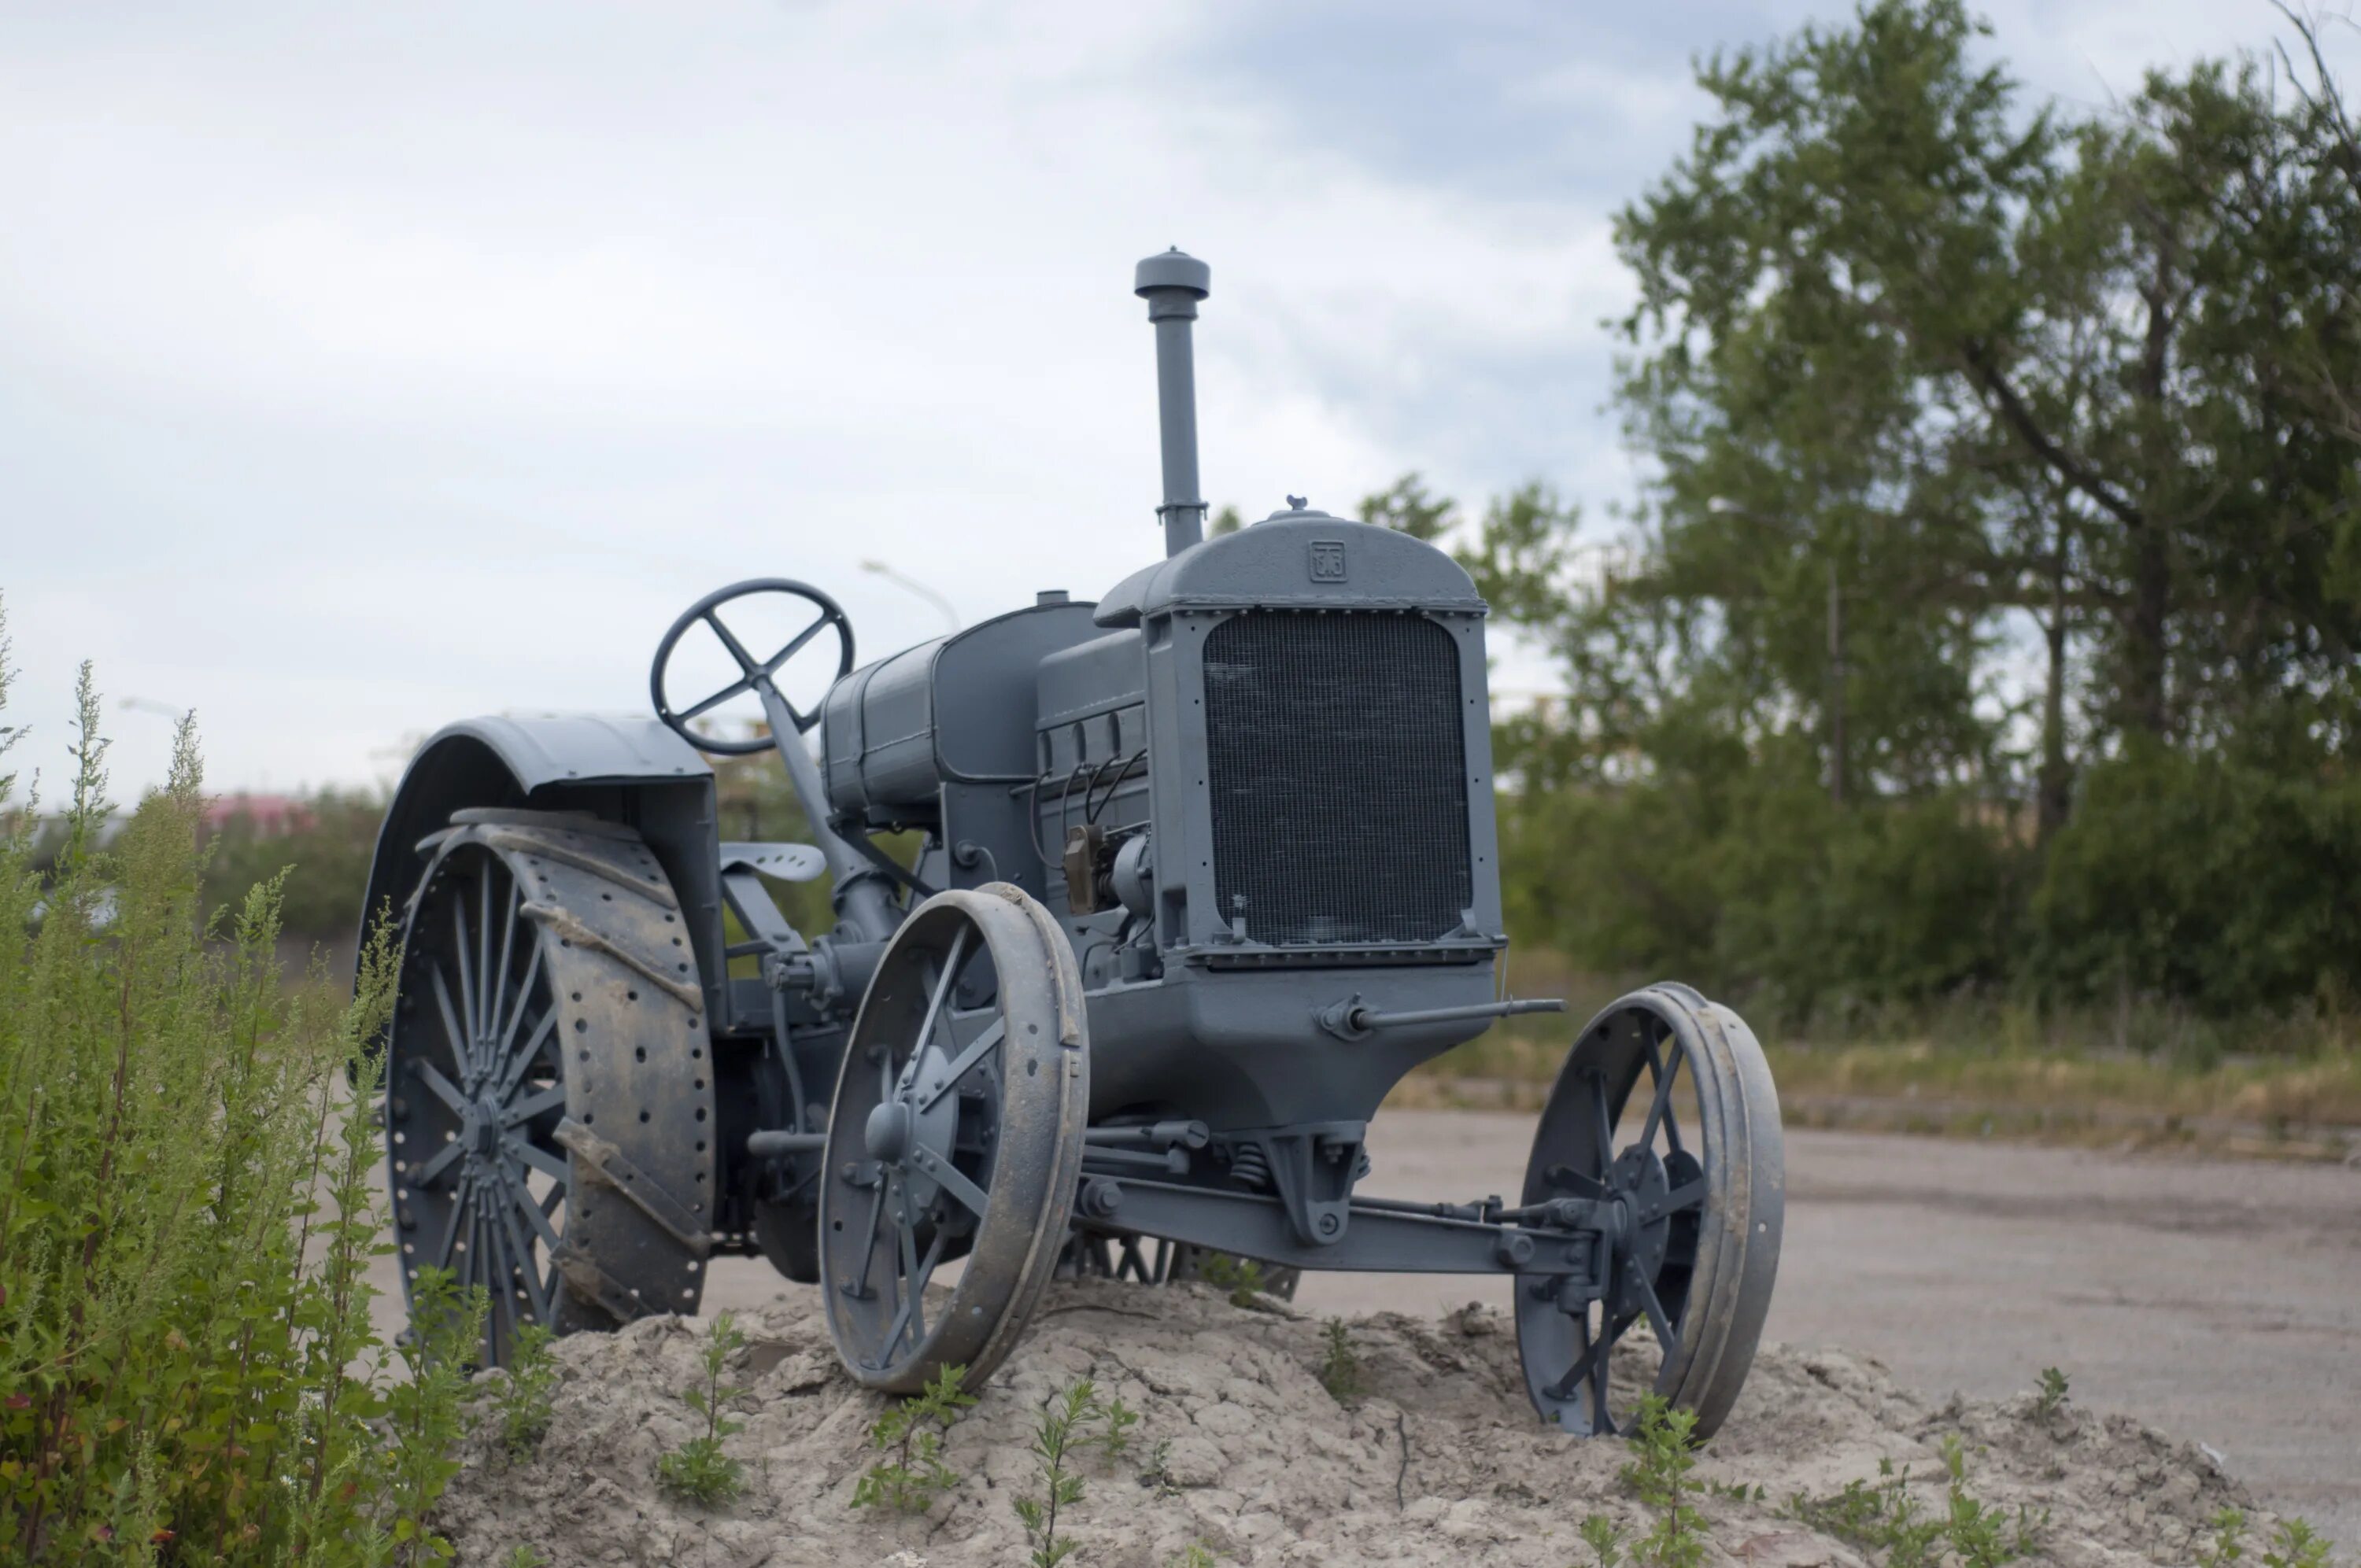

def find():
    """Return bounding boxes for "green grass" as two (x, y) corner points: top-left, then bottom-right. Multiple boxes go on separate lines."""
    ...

(1394, 957), (2361, 1152)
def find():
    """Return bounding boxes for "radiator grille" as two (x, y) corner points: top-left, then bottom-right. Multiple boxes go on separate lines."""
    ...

(1201, 612), (1474, 946)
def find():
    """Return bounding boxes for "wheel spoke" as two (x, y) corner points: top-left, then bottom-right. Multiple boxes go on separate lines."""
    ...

(1659, 1177), (1705, 1216)
(428, 966), (472, 1083)
(1543, 1163), (1612, 1201)
(1635, 1271), (1679, 1359)
(1548, 1315), (1589, 1400)
(1575, 1261), (1630, 1434)
(491, 939), (545, 1083)
(915, 1018), (1004, 1111)
(485, 1197), (518, 1351)
(502, 1134), (569, 1184)
(922, 1154), (991, 1220)
(703, 610), (763, 675)
(485, 1207), (515, 1363)
(454, 1203), (479, 1296)
(680, 674), (756, 722)
(903, 928), (970, 1094)
(494, 1181), (551, 1323)
(1589, 1070), (1616, 1175)
(500, 1166), (564, 1256)
(410, 1138), (465, 1190)
(502, 1083), (567, 1127)
(1551, 1308), (1614, 1437)
(487, 868), (518, 1049)
(890, 1212), (923, 1351)
(879, 1227), (945, 1360)
(453, 896), (480, 1075)
(494, 1006), (556, 1105)
(430, 1173), (475, 1271)
(475, 868), (494, 1072)
(844, 1180), (888, 1301)
(762, 613), (833, 675)
(1639, 1038), (1681, 1153)
(412, 1058), (471, 1117)
(1583, 1320), (1617, 1434)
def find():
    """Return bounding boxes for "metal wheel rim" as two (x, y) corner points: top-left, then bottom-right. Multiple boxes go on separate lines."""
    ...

(386, 816), (719, 1366)
(1515, 984), (1784, 1439)
(818, 885), (1088, 1393)
(386, 841), (569, 1365)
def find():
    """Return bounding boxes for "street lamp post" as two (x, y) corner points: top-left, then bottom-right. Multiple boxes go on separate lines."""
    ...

(859, 561), (961, 636)
(1707, 498), (1846, 806)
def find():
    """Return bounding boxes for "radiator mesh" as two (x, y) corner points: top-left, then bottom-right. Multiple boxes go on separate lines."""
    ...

(1201, 612), (1474, 946)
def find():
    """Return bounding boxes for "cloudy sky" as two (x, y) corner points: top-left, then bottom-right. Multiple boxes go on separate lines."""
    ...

(2, 0), (2347, 800)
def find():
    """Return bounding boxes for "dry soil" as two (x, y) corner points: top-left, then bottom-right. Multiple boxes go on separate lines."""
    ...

(383, 1118), (2361, 1560)
(437, 1279), (2275, 1567)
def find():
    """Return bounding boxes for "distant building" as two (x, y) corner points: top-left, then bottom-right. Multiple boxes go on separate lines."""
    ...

(205, 792), (312, 838)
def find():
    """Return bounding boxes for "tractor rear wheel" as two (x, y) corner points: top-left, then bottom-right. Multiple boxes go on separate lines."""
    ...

(382, 809), (717, 1367)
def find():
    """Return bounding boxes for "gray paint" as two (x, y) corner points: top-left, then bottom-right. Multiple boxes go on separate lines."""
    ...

(358, 714), (739, 1026)
(365, 248), (1779, 1433)
(1135, 248), (1212, 559)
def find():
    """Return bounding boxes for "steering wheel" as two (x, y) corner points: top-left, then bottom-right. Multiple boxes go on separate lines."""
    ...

(650, 578), (855, 754)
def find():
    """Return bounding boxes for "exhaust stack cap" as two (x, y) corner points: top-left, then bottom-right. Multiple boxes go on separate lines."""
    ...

(1135, 248), (1212, 559)
(1134, 248), (1210, 309)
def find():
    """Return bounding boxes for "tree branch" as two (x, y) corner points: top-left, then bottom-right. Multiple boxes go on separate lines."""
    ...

(1957, 340), (2149, 531)
(2270, 0), (2361, 207)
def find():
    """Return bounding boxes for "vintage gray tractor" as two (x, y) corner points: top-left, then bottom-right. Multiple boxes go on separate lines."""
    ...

(364, 250), (1785, 1437)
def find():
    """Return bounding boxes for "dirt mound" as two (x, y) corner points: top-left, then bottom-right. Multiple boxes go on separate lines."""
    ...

(438, 1281), (2260, 1566)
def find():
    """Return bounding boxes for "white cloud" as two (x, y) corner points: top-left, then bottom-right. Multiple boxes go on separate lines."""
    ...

(2, 0), (2349, 796)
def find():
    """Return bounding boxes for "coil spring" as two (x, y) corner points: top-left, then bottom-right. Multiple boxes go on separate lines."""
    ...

(1228, 1142), (1271, 1191)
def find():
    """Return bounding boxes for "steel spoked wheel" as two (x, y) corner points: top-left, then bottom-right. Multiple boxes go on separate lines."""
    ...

(384, 810), (718, 1367)
(819, 884), (1088, 1393)
(1516, 983), (1783, 1439)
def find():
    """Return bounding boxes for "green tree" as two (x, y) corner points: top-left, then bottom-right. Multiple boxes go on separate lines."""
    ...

(1477, 0), (2361, 1017)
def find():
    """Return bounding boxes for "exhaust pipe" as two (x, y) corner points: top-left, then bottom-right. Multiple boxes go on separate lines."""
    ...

(1134, 248), (1210, 557)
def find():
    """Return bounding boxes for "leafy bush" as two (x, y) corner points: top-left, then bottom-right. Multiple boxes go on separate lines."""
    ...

(1317, 1319), (1363, 1401)
(0, 633), (480, 1563)
(852, 1361), (974, 1514)
(656, 1314), (748, 1507)
(1013, 1378), (1105, 1568)
(492, 1323), (560, 1462)
(2034, 743), (2361, 1016)
(1503, 762), (2019, 1021)
(1620, 1394), (1708, 1568)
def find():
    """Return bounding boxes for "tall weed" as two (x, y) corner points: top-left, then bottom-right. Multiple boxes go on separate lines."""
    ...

(0, 620), (479, 1564)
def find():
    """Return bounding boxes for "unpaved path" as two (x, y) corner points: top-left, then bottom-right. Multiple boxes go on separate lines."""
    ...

(379, 1118), (2361, 1549)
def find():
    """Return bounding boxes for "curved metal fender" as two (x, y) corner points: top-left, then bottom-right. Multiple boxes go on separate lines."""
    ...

(359, 715), (722, 1017)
